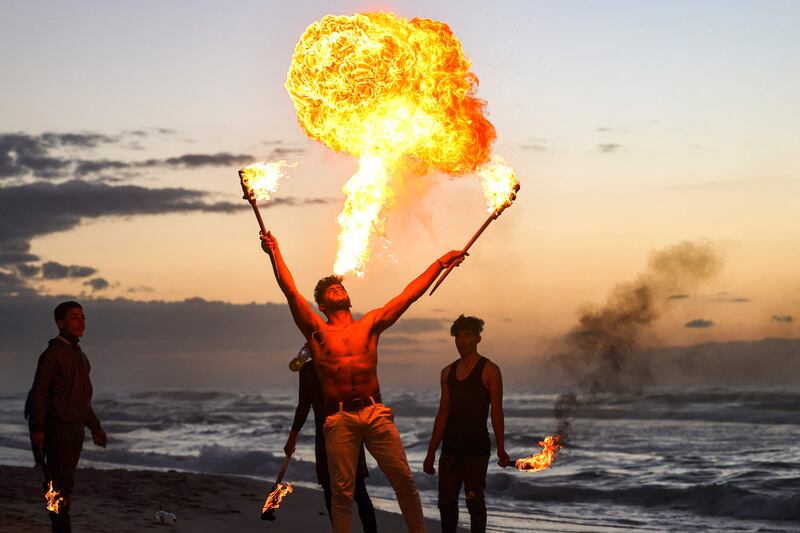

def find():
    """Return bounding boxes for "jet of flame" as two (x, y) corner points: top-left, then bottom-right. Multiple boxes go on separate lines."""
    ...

(515, 435), (562, 472)
(45, 481), (64, 514)
(286, 12), (516, 277)
(239, 160), (296, 203)
(262, 482), (293, 515)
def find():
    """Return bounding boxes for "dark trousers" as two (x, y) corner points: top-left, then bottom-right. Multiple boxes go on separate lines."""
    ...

(45, 429), (84, 533)
(322, 475), (378, 533)
(437, 454), (489, 533)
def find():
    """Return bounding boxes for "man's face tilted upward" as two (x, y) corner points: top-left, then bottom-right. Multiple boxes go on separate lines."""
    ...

(320, 283), (352, 314)
(57, 307), (86, 338)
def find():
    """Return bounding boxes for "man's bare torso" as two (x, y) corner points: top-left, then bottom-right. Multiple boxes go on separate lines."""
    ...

(309, 312), (381, 403)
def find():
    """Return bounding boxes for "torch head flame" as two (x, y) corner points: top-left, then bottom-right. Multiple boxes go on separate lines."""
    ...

(477, 155), (520, 214)
(515, 434), (562, 472)
(239, 161), (296, 203)
(286, 12), (515, 277)
(45, 481), (64, 514)
(262, 482), (293, 514)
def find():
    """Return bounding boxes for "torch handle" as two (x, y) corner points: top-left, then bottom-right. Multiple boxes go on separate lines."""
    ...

(249, 199), (268, 235)
(274, 454), (291, 485)
(429, 210), (499, 296)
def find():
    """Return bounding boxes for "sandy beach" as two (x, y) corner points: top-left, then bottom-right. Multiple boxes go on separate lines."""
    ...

(1, 465), (457, 532)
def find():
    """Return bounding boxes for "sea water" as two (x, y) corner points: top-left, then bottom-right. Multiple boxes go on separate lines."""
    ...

(1, 388), (798, 532)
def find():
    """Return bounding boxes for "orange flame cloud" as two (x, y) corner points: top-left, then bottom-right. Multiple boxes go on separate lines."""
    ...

(286, 12), (509, 276)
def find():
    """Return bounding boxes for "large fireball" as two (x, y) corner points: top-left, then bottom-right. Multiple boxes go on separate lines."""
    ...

(286, 12), (507, 276)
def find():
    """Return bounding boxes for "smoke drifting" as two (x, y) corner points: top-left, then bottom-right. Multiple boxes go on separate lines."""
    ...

(551, 241), (723, 443)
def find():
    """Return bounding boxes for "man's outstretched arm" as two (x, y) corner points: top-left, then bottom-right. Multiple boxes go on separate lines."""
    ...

(371, 250), (465, 332)
(260, 231), (321, 338)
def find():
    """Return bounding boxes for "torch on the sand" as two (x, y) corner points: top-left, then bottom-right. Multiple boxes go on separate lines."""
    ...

(238, 161), (295, 234)
(429, 177), (520, 296)
(261, 454), (294, 521)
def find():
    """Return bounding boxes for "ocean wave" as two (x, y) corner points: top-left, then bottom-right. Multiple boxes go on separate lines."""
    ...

(491, 473), (800, 520)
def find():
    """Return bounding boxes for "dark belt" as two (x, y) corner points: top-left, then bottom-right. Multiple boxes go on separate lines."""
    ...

(324, 393), (382, 416)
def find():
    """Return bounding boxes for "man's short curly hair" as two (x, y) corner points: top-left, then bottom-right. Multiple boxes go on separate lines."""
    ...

(314, 275), (344, 305)
(450, 314), (484, 336)
(54, 300), (82, 321)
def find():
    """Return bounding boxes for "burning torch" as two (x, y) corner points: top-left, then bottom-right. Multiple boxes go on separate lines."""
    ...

(261, 454), (294, 521)
(31, 441), (65, 514)
(238, 161), (295, 235)
(429, 161), (520, 296)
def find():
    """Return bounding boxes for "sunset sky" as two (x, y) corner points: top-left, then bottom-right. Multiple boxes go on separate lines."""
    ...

(1, 1), (798, 390)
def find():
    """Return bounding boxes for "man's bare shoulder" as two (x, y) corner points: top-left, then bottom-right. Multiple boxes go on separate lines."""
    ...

(481, 357), (502, 381)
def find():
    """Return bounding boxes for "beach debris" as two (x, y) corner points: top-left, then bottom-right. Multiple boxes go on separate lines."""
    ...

(44, 480), (64, 513)
(515, 434), (562, 472)
(155, 510), (177, 523)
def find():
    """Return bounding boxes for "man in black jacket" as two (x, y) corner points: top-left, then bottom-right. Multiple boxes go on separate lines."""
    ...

(27, 301), (107, 533)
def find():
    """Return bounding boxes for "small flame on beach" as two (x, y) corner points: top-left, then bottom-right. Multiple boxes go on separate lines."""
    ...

(45, 481), (64, 514)
(239, 161), (296, 202)
(262, 482), (294, 514)
(515, 435), (562, 472)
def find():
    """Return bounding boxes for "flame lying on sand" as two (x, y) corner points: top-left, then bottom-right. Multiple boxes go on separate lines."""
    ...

(239, 161), (296, 202)
(515, 435), (562, 472)
(286, 12), (516, 277)
(45, 481), (64, 514)
(262, 482), (293, 514)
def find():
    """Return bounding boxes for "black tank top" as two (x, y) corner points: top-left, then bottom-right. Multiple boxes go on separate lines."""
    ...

(442, 356), (491, 457)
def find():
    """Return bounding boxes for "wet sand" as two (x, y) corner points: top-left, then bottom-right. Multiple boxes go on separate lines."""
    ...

(1, 464), (455, 532)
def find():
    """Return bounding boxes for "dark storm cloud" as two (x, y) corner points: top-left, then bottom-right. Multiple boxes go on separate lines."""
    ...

(0, 270), (38, 298)
(40, 262), (97, 279)
(0, 180), (240, 265)
(155, 153), (256, 168)
(1, 130), (304, 181)
(685, 319), (714, 328)
(0, 132), (120, 179)
(0, 179), (332, 266)
(17, 264), (40, 278)
(598, 143), (622, 153)
(772, 315), (794, 323)
(84, 277), (110, 291)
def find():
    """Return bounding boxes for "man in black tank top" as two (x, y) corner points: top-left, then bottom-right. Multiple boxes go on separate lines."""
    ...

(423, 315), (510, 533)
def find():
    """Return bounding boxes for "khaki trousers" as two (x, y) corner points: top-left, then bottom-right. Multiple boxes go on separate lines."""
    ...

(324, 403), (426, 533)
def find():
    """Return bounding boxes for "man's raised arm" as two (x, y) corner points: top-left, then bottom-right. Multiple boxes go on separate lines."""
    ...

(260, 231), (322, 338)
(371, 250), (465, 333)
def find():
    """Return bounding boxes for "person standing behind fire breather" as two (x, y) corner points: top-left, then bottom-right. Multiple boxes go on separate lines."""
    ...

(284, 346), (378, 532)
(423, 315), (510, 533)
(25, 301), (108, 533)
